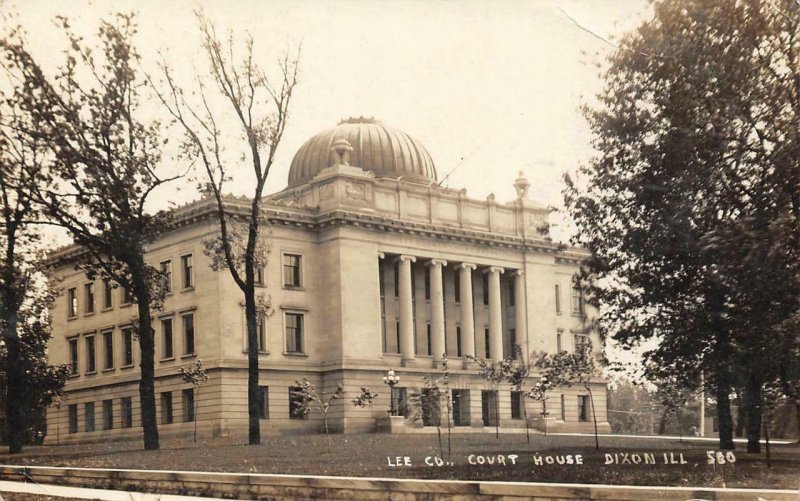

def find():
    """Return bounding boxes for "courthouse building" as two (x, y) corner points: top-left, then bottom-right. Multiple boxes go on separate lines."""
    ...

(45, 117), (610, 443)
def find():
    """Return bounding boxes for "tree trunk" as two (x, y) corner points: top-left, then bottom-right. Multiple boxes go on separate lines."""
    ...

(5, 313), (24, 453)
(764, 412), (771, 468)
(744, 373), (762, 453)
(193, 386), (199, 443)
(710, 282), (735, 451)
(134, 271), (159, 451)
(735, 401), (746, 437)
(657, 410), (669, 435)
(587, 385), (600, 451)
(244, 288), (261, 445)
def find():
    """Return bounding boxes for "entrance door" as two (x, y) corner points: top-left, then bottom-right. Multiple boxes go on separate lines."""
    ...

(482, 390), (497, 426)
(452, 390), (470, 426)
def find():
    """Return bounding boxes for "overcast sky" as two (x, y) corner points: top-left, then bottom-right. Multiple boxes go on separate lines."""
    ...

(6, 0), (650, 214)
(5, 0), (654, 374)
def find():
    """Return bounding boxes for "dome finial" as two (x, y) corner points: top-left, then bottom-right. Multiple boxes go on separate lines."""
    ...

(514, 170), (530, 199)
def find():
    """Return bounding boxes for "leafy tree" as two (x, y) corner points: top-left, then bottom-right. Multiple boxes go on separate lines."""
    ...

(526, 376), (552, 437)
(178, 359), (209, 443)
(533, 342), (601, 450)
(351, 387), (378, 409)
(290, 378), (343, 437)
(409, 376), (445, 460)
(565, 0), (800, 451)
(504, 345), (534, 442)
(1, 14), (181, 450)
(467, 354), (514, 439)
(153, 11), (299, 446)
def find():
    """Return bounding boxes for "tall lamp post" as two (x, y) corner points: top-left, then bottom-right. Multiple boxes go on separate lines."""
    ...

(383, 369), (400, 416)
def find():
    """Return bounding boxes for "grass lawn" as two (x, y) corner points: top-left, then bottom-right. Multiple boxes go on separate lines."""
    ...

(0, 433), (797, 489)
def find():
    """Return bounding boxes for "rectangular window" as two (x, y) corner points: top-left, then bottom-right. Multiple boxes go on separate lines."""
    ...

(160, 392), (173, 424)
(68, 404), (78, 434)
(85, 335), (96, 374)
(560, 394), (566, 421)
(182, 313), (195, 355)
(255, 266), (265, 285)
(571, 286), (584, 316)
(426, 323), (432, 356)
(84, 283), (95, 314)
(257, 316), (266, 352)
(395, 321), (401, 354)
(393, 386), (409, 417)
(121, 397), (133, 428)
(162, 318), (174, 359)
(102, 399), (113, 430)
(84, 402), (95, 432)
(511, 391), (523, 419)
(160, 260), (172, 293)
(282, 253), (301, 287)
(289, 386), (306, 420)
(67, 287), (77, 318)
(424, 272), (430, 300)
(285, 312), (303, 353)
(509, 328), (516, 357)
(183, 388), (195, 422)
(393, 262), (399, 297)
(557, 329), (564, 353)
(456, 326), (462, 357)
(122, 286), (133, 305)
(102, 330), (114, 370)
(102, 279), (113, 309)
(258, 386), (269, 419)
(555, 284), (561, 314)
(69, 338), (79, 375)
(482, 274), (489, 305)
(122, 327), (133, 367)
(578, 395), (589, 422)
(574, 333), (590, 354)
(181, 254), (193, 289)
(454, 274), (460, 303)
(484, 327), (490, 359)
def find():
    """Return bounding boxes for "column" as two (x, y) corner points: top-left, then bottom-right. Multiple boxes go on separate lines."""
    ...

(378, 252), (386, 353)
(486, 266), (504, 362)
(459, 262), (477, 366)
(513, 270), (528, 362)
(427, 259), (447, 365)
(397, 255), (416, 366)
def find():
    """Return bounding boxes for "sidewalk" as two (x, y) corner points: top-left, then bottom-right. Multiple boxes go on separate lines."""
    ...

(0, 480), (232, 501)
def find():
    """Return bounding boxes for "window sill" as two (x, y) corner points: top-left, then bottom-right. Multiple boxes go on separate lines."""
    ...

(67, 315), (78, 321)
(181, 353), (196, 359)
(102, 368), (115, 373)
(85, 371), (97, 376)
(84, 311), (95, 317)
(242, 350), (270, 355)
(120, 303), (132, 309)
(283, 352), (308, 357)
(121, 364), (134, 370)
(101, 307), (113, 313)
(282, 285), (304, 291)
(161, 357), (175, 362)
(181, 286), (195, 293)
(68, 373), (80, 379)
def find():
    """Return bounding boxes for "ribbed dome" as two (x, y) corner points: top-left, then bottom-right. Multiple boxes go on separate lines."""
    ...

(288, 117), (437, 187)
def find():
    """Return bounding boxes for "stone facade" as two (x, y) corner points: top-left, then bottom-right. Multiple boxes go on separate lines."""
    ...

(45, 118), (610, 444)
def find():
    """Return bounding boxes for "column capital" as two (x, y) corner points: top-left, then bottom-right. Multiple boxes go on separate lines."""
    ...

(426, 259), (448, 268)
(378, 252), (386, 260)
(483, 266), (505, 274)
(396, 254), (417, 264)
(458, 262), (477, 271)
(511, 269), (524, 277)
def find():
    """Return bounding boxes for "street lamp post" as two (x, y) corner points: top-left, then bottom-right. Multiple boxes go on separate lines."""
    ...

(383, 369), (400, 416)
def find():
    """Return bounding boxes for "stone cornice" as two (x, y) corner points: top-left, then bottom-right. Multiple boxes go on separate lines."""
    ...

(48, 195), (590, 268)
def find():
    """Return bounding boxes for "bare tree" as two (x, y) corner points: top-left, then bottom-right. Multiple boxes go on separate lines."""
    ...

(1, 14), (180, 450)
(152, 11), (299, 445)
